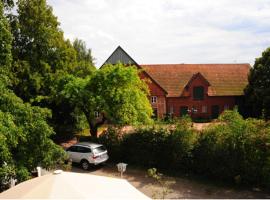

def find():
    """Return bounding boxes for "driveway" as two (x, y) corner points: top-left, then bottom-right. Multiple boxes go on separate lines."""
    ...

(71, 164), (270, 199)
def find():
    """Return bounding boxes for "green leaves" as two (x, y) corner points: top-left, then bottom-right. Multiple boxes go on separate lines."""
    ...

(245, 47), (270, 119)
(62, 63), (153, 137)
(0, 80), (67, 185)
(0, 1), (67, 187)
(193, 109), (270, 186)
(72, 38), (95, 78)
(0, 1), (12, 77)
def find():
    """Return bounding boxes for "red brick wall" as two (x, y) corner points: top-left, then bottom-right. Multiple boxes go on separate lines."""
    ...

(167, 96), (236, 119)
(139, 72), (167, 118)
(166, 75), (236, 119)
(138, 69), (239, 119)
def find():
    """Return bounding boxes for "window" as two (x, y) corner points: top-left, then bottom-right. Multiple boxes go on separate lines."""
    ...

(77, 146), (91, 153)
(67, 146), (78, 152)
(224, 105), (229, 110)
(92, 146), (107, 154)
(202, 105), (207, 113)
(191, 106), (198, 113)
(151, 96), (157, 103)
(193, 86), (204, 100)
(170, 106), (174, 114)
(94, 111), (100, 118)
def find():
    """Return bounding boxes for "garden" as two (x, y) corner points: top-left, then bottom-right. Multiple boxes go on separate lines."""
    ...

(95, 110), (270, 189)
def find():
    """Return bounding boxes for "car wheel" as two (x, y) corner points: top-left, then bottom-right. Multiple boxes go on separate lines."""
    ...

(81, 160), (90, 170)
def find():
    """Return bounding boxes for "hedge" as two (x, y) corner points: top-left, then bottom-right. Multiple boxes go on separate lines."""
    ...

(98, 110), (270, 188)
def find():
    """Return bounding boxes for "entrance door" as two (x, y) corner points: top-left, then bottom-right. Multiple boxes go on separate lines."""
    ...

(211, 105), (220, 119)
(180, 106), (188, 117)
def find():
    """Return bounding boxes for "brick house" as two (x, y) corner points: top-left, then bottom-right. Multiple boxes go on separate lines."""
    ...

(102, 46), (250, 120)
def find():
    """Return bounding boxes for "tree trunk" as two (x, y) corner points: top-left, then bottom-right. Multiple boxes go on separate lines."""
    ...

(84, 111), (106, 138)
(89, 126), (98, 138)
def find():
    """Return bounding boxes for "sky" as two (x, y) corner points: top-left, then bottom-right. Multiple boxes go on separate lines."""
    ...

(47, 0), (270, 67)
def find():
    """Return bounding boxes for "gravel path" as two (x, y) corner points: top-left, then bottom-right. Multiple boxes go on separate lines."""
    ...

(71, 164), (270, 199)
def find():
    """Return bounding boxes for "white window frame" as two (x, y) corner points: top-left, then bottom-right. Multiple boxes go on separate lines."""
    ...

(151, 96), (157, 104)
(94, 111), (100, 118)
(170, 106), (174, 114)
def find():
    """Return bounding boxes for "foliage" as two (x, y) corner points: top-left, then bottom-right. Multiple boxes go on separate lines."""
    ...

(0, 1), (67, 190)
(0, 81), (68, 188)
(245, 47), (270, 119)
(8, 0), (95, 135)
(98, 127), (123, 161)
(0, 1), (12, 78)
(1, 0), (14, 10)
(120, 119), (196, 170)
(62, 63), (153, 137)
(99, 117), (196, 171)
(147, 168), (172, 199)
(72, 38), (95, 78)
(98, 110), (270, 188)
(192, 109), (270, 187)
(10, 0), (77, 102)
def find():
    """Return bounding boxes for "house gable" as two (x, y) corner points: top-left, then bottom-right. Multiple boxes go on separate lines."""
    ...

(101, 46), (138, 67)
(101, 46), (167, 96)
(181, 73), (210, 97)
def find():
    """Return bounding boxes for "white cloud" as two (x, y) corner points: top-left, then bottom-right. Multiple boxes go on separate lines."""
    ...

(47, 0), (270, 67)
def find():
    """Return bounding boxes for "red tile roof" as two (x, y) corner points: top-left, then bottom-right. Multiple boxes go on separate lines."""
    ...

(140, 64), (250, 97)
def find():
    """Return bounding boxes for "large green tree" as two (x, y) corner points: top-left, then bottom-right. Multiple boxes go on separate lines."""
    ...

(72, 38), (95, 78)
(0, 1), (66, 190)
(11, 0), (77, 102)
(62, 63), (153, 137)
(8, 0), (95, 134)
(0, 0), (12, 75)
(245, 47), (270, 119)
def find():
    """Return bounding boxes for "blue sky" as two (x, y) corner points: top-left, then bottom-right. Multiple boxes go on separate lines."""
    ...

(47, 0), (270, 67)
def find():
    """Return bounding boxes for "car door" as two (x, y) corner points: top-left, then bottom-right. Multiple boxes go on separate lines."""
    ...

(66, 146), (79, 162)
(76, 146), (92, 162)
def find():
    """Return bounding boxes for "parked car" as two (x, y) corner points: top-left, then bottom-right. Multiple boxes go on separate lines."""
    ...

(66, 142), (109, 170)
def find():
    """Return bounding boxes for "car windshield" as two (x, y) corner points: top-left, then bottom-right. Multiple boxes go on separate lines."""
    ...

(92, 146), (106, 154)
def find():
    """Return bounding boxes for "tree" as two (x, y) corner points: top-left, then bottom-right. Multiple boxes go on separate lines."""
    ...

(72, 38), (95, 78)
(0, 84), (67, 188)
(1, 0), (14, 9)
(10, 0), (77, 102)
(62, 63), (153, 137)
(0, 0), (12, 76)
(8, 0), (93, 135)
(0, 1), (67, 190)
(245, 47), (270, 119)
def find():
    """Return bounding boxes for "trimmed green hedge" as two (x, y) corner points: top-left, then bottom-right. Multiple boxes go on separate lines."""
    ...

(192, 111), (270, 187)
(98, 111), (270, 188)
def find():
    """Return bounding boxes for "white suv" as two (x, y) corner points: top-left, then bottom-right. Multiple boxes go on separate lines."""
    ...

(66, 142), (109, 170)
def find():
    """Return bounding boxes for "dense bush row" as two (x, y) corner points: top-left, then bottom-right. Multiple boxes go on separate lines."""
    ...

(98, 110), (270, 188)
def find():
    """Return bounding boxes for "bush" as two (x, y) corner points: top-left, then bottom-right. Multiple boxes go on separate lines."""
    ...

(98, 110), (270, 188)
(98, 127), (123, 162)
(192, 110), (270, 187)
(121, 126), (170, 168)
(99, 117), (197, 171)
